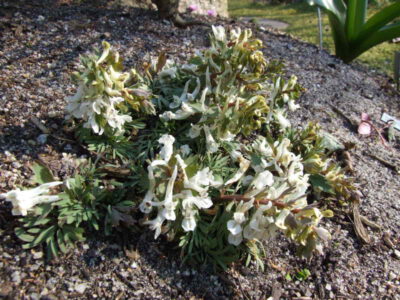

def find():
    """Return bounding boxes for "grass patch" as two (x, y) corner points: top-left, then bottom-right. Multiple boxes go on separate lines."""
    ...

(228, 0), (399, 76)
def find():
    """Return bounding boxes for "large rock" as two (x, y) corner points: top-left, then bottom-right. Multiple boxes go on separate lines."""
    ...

(178, 0), (228, 17)
(122, 0), (228, 18)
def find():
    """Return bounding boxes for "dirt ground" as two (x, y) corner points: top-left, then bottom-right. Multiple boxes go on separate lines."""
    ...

(0, 1), (399, 299)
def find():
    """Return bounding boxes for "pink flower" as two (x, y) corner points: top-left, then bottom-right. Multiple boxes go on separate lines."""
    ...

(358, 113), (371, 135)
(207, 9), (217, 17)
(188, 4), (198, 12)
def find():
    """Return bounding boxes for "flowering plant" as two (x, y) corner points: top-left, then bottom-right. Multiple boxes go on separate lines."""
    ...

(4, 26), (356, 269)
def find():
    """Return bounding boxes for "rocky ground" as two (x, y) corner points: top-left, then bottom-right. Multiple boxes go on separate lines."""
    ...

(0, 1), (400, 299)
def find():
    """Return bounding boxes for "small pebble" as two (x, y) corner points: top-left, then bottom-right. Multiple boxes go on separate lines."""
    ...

(33, 251), (43, 259)
(394, 249), (400, 260)
(11, 271), (21, 284)
(37, 134), (48, 145)
(74, 283), (87, 294)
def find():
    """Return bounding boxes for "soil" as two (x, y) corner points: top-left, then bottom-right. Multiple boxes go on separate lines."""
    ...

(0, 1), (400, 299)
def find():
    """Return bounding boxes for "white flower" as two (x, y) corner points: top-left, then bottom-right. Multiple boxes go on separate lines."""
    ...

(242, 175), (254, 187)
(253, 137), (273, 157)
(275, 111), (291, 129)
(225, 155), (250, 186)
(184, 167), (221, 195)
(106, 103), (132, 133)
(65, 84), (85, 117)
(230, 27), (242, 40)
(160, 103), (195, 121)
(159, 67), (177, 79)
(139, 165), (156, 214)
(220, 131), (236, 142)
(266, 183), (289, 201)
(188, 124), (202, 138)
(288, 100), (300, 111)
(226, 199), (254, 246)
(203, 125), (219, 153)
(182, 210), (197, 232)
(1, 182), (63, 216)
(275, 209), (290, 229)
(158, 134), (175, 162)
(275, 138), (296, 168)
(145, 213), (165, 239)
(252, 170), (274, 190)
(139, 190), (155, 214)
(160, 200), (177, 221)
(180, 144), (191, 157)
(159, 111), (175, 121)
(212, 25), (226, 42)
(243, 203), (273, 240)
(187, 78), (201, 101)
(227, 212), (246, 235)
(228, 232), (243, 246)
(160, 165), (178, 220)
(170, 80), (190, 109)
(181, 193), (213, 231)
(92, 98), (104, 114)
(287, 161), (304, 185)
(181, 64), (198, 73)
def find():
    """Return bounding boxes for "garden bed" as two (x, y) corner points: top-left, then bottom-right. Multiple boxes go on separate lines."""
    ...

(0, 1), (400, 299)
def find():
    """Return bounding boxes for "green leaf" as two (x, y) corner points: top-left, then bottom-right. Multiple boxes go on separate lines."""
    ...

(31, 162), (54, 184)
(23, 217), (51, 227)
(15, 227), (35, 243)
(357, 2), (400, 41)
(32, 225), (57, 247)
(27, 228), (41, 234)
(309, 174), (334, 194)
(320, 132), (344, 152)
(57, 229), (68, 253)
(345, 0), (367, 40)
(47, 236), (59, 259)
(307, 0), (347, 25)
(34, 203), (54, 218)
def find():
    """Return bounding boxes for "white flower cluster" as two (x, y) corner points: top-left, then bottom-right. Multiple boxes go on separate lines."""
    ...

(158, 26), (301, 156)
(1, 182), (62, 216)
(224, 137), (328, 247)
(139, 134), (222, 238)
(65, 41), (133, 135)
(66, 91), (132, 135)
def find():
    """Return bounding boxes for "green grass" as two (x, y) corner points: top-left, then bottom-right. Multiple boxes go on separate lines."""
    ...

(228, 0), (399, 76)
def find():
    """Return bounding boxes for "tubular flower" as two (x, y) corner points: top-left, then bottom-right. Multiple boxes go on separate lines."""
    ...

(1, 182), (63, 216)
(158, 134), (175, 162)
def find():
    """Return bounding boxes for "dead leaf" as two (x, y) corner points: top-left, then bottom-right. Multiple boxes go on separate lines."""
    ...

(124, 248), (140, 260)
(156, 52), (167, 73)
(352, 202), (371, 244)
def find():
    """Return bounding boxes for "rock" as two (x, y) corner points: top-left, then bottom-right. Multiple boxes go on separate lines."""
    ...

(0, 283), (13, 297)
(30, 292), (40, 300)
(11, 271), (21, 284)
(37, 134), (48, 145)
(74, 283), (87, 294)
(389, 271), (396, 280)
(33, 251), (43, 259)
(394, 249), (400, 260)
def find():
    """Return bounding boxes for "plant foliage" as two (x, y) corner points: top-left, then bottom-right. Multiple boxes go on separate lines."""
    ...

(308, 0), (400, 62)
(3, 26), (357, 270)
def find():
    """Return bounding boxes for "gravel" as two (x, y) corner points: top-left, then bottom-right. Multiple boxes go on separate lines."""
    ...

(0, 1), (400, 299)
